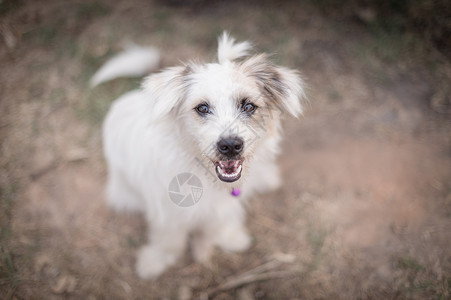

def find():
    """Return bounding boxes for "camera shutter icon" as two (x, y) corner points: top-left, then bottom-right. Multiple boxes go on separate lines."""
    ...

(168, 173), (203, 207)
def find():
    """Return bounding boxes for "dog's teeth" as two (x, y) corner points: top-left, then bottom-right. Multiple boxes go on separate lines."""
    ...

(217, 165), (224, 176)
(219, 161), (224, 167)
(234, 161), (239, 167)
(217, 163), (242, 179)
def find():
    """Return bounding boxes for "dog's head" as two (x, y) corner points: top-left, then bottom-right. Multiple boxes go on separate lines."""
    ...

(143, 32), (306, 184)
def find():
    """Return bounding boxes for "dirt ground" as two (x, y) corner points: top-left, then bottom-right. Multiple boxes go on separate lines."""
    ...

(1, 1), (450, 299)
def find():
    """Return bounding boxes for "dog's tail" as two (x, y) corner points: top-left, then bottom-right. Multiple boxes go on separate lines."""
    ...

(90, 43), (160, 87)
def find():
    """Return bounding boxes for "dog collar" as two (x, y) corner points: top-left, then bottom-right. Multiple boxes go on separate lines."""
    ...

(231, 188), (241, 197)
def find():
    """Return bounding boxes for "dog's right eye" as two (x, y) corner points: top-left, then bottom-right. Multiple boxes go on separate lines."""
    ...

(195, 103), (211, 115)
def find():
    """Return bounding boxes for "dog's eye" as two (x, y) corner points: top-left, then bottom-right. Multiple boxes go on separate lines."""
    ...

(195, 103), (211, 115)
(242, 102), (257, 114)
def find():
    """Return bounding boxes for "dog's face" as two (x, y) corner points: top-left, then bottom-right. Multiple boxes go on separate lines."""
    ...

(144, 33), (305, 184)
(181, 63), (270, 183)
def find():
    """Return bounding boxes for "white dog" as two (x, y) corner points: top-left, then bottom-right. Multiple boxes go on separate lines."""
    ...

(97, 32), (305, 279)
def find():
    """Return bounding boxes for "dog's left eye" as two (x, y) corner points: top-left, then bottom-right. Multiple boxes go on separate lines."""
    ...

(242, 102), (257, 114)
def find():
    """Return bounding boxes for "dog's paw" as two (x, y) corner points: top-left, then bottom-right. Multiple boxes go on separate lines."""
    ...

(191, 236), (214, 264)
(215, 227), (251, 253)
(135, 245), (176, 280)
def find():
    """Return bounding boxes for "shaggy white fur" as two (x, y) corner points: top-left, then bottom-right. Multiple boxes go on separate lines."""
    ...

(99, 32), (306, 279)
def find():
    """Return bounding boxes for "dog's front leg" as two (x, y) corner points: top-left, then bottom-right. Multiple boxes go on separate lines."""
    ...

(136, 222), (188, 280)
(191, 215), (251, 265)
(211, 219), (251, 253)
(204, 199), (252, 256)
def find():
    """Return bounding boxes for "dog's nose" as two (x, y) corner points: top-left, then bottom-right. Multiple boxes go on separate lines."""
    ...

(217, 137), (244, 157)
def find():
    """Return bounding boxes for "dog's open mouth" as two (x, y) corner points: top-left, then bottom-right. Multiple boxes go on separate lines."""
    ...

(215, 160), (243, 182)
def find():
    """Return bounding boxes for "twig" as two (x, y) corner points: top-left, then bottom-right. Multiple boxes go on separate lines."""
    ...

(201, 256), (297, 299)
(29, 160), (60, 181)
(29, 150), (89, 181)
(209, 270), (294, 294)
(239, 259), (283, 276)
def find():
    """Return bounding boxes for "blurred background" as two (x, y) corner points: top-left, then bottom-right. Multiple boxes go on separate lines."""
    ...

(1, 0), (450, 299)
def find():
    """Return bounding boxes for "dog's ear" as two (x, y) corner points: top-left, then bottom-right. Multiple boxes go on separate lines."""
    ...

(240, 54), (306, 117)
(142, 66), (191, 120)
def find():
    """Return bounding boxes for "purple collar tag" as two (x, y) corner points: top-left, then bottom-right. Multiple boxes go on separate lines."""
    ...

(231, 188), (241, 197)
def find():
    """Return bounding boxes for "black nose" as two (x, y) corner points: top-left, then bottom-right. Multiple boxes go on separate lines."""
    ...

(217, 137), (244, 157)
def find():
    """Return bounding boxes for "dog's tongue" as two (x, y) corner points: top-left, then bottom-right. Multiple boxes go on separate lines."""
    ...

(221, 160), (238, 173)
(215, 160), (243, 182)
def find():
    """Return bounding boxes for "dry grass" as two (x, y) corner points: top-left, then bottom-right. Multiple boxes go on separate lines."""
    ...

(1, 0), (450, 299)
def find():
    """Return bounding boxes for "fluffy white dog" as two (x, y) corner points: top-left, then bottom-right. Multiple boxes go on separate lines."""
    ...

(98, 32), (305, 279)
